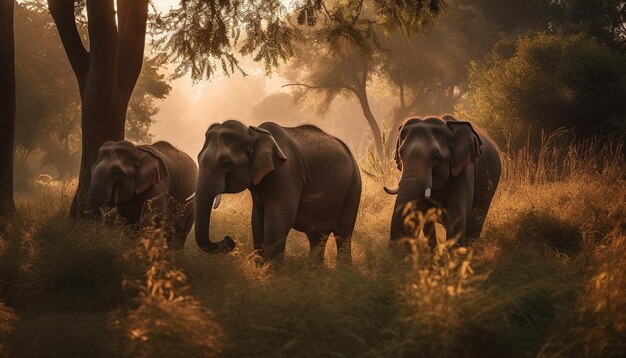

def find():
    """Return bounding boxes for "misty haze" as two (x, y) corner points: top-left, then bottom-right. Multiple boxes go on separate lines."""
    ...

(0, 0), (625, 357)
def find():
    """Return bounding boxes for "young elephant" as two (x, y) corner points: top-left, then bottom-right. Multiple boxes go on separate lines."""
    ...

(192, 120), (362, 264)
(385, 115), (501, 247)
(86, 140), (198, 249)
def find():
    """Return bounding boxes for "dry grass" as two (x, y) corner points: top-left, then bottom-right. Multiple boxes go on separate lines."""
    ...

(0, 132), (624, 357)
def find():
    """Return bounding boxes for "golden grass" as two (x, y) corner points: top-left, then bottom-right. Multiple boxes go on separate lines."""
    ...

(0, 132), (624, 356)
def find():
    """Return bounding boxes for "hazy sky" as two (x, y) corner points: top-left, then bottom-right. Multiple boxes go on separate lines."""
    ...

(148, 1), (309, 157)
(148, 0), (386, 159)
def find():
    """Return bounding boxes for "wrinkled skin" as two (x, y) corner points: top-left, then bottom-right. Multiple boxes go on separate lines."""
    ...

(86, 140), (198, 249)
(194, 120), (361, 264)
(385, 115), (501, 247)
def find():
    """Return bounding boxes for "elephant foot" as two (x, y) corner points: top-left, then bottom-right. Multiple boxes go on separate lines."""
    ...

(199, 236), (236, 254)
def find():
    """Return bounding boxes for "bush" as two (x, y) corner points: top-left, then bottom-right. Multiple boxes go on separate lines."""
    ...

(114, 219), (223, 358)
(17, 214), (136, 312)
(540, 226), (626, 357)
(461, 33), (626, 148)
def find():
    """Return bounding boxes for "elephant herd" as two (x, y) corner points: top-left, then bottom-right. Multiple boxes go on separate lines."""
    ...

(85, 115), (502, 263)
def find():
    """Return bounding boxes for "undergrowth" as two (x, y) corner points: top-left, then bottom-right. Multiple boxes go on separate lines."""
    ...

(0, 133), (623, 357)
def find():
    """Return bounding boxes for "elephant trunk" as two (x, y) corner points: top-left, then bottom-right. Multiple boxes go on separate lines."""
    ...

(390, 168), (432, 241)
(86, 175), (114, 216)
(194, 174), (236, 253)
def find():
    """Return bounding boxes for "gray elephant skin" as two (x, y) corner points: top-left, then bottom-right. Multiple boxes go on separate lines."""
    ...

(385, 115), (501, 247)
(87, 140), (198, 249)
(193, 120), (362, 264)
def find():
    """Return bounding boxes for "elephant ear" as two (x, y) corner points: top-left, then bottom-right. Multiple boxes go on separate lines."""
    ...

(249, 126), (287, 185)
(394, 117), (422, 171)
(445, 116), (482, 176)
(135, 146), (168, 194)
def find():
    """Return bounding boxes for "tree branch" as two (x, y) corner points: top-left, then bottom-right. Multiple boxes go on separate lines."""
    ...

(48, 0), (89, 83)
(117, 0), (149, 101)
(282, 82), (336, 90)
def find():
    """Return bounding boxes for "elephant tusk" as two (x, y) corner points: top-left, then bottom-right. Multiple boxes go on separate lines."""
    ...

(186, 193), (195, 202)
(384, 186), (399, 195)
(213, 193), (222, 209)
(114, 185), (119, 205)
(425, 187), (431, 199)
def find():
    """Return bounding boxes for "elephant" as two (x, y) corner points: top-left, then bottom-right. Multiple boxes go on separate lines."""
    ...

(86, 140), (198, 249)
(192, 120), (362, 264)
(384, 115), (501, 247)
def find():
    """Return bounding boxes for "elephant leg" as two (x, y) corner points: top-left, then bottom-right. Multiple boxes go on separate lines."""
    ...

(171, 204), (193, 250)
(334, 234), (352, 266)
(465, 207), (487, 242)
(262, 201), (297, 262)
(334, 176), (360, 266)
(423, 221), (437, 248)
(443, 208), (468, 247)
(307, 231), (329, 263)
(251, 202), (265, 255)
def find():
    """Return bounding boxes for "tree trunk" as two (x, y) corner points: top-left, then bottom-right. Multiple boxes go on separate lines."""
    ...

(386, 82), (408, 158)
(354, 63), (384, 160)
(48, 0), (149, 217)
(0, 0), (16, 217)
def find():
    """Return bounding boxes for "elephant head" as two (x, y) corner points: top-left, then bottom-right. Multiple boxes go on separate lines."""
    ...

(385, 115), (482, 240)
(87, 140), (167, 215)
(194, 120), (287, 253)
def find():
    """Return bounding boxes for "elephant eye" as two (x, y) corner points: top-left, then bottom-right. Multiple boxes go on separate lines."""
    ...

(433, 153), (441, 162)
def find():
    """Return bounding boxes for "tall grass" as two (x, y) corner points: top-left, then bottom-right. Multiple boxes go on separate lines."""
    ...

(501, 129), (624, 186)
(113, 217), (223, 357)
(0, 132), (624, 356)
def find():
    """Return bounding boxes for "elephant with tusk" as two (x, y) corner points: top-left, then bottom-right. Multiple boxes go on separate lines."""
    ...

(385, 115), (501, 247)
(87, 140), (198, 249)
(192, 120), (362, 264)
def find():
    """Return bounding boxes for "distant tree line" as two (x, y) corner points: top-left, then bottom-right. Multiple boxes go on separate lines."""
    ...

(276, 0), (626, 155)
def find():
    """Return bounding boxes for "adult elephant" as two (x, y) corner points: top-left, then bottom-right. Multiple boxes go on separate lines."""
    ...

(384, 115), (501, 247)
(86, 140), (198, 249)
(192, 120), (361, 264)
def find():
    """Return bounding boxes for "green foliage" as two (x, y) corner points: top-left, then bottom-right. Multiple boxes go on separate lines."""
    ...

(159, 0), (295, 80)
(20, 220), (135, 312)
(159, 0), (446, 81)
(462, 33), (626, 148)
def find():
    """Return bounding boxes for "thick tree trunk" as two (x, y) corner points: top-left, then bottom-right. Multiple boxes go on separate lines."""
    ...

(49, 0), (149, 217)
(0, 0), (16, 217)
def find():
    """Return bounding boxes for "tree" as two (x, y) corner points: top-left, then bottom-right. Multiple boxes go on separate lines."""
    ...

(283, 45), (388, 159)
(14, 3), (169, 181)
(277, 0), (445, 160)
(48, 0), (150, 216)
(0, 0), (16, 216)
(461, 33), (626, 148)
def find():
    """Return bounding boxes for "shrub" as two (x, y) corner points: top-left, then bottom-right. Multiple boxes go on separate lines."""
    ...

(539, 226), (626, 357)
(461, 33), (626, 149)
(114, 218), (223, 358)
